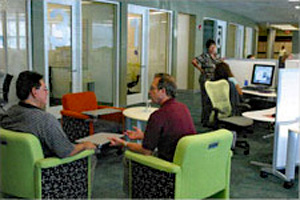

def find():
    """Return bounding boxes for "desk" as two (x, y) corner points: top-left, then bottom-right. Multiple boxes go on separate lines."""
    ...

(242, 107), (276, 123)
(242, 89), (277, 98)
(243, 107), (275, 139)
(243, 107), (276, 170)
(123, 106), (158, 130)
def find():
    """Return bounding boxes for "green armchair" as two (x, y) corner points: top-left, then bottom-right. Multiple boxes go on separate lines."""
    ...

(0, 128), (94, 199)
(125, 129), (233, 199)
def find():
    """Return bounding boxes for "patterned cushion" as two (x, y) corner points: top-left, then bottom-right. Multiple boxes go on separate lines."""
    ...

(62, 116), (91, 142)
(41, 158), (89, 199)
(131, 161), (175, 198)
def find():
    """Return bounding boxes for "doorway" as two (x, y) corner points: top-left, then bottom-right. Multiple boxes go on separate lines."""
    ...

(81, 0), (120, 106)
(176, 13), (195, 90)
(126, 5), (172, 105)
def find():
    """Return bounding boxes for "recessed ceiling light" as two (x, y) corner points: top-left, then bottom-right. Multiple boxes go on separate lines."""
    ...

(289, 0), (300, 2)
(296, 5), (300, 9)
(271, 24), (299, 31)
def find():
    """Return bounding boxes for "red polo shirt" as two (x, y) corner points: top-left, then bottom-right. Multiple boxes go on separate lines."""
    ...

(142, 98), (196, 162)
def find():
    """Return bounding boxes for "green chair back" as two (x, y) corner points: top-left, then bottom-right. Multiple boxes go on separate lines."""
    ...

(173, 129), (233, 198)
(0, 128), (44, 198)
(205, 80), (232, 122)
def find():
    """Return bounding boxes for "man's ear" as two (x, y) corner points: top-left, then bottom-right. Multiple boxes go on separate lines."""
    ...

(31, 87), (38, 98)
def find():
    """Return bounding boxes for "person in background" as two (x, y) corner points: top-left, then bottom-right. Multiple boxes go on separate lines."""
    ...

(279, 53), (293, 69)
(279, 45), (287, 58)
(215, 62), (243, 96)
(0, 71), (96, 158)
(247, 54), (255, 59)
(192, 39), (222, 126)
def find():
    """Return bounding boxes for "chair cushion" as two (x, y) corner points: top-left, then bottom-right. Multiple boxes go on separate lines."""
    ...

(220, 116), (253, 127)
(62, 92), (98, 112)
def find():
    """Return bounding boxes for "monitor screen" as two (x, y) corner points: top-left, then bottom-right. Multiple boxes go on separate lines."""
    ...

(251, 64), (275, 86)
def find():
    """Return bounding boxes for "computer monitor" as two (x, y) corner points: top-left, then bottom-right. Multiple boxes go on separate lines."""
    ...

(251, 64), (275, 87)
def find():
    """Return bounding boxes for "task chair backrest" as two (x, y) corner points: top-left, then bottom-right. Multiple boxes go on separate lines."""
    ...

(0, 73), (13, 102)
(205, 80), (232, 119)
(173, 129), (233, 198)
(62, 91), (98, 112)
(0, 128), (44, 198)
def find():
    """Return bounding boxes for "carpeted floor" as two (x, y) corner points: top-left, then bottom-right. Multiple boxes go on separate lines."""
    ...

(92, 90), (298, 199)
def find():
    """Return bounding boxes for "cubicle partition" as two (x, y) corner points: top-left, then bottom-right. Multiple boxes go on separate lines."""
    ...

(285, 59), (300, 69)
(275, 68), (300, 169)
(224, 59), (278, 88)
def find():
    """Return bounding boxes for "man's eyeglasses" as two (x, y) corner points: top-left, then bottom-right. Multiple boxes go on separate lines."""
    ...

(36, 86), (48, 92)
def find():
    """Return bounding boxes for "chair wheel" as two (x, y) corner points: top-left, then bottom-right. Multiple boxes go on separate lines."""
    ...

(260, 171), (268, 178)
(283, 181), (294, 189)
(244, 150), (249, 155)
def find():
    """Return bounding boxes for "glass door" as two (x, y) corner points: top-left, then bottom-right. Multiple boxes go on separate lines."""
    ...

(44, 0), (77, 107)
(126, 5), (148, 105)
(81, 0), (119, 106)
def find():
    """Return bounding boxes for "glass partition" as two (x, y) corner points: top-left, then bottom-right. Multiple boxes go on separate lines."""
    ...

(127, 13), (143, 96)
(47, 3), (72, 106)
(82, 1), (118, 105)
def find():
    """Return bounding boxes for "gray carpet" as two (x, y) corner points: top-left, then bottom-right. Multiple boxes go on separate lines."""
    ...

(92, 90), (298, 199)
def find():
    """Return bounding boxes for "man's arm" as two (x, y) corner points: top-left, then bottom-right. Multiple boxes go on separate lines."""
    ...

(109, 137), (152, 155)
(69, 142), (96, 156)
(192, 58), (204, 74)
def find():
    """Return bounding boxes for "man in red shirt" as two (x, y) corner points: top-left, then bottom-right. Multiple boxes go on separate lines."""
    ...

(109, 73), (196, 162)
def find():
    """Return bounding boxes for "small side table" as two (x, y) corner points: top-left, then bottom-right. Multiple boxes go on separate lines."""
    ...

(123, 107), (158, 130)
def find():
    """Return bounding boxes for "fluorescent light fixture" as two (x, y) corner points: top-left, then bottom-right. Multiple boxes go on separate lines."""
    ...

(270, 24), (299, 31)
(81, 1), (92, 5)
(289, 0), (300, 2)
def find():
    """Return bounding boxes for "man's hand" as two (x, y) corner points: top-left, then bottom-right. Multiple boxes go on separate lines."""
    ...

(83, 141), (97, 149)
(108, 137), (126, 147)
(125, 126), (144, 140)
(69, 141), (96, 156)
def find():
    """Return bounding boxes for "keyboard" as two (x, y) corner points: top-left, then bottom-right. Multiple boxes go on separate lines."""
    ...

(243, 86), (274, 93)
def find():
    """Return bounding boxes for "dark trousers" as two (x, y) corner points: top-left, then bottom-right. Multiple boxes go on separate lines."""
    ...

(199, 75), (212, 126)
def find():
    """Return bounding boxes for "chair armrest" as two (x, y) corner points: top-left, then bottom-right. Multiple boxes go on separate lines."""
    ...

(125, 150), (180, 173)
(237, 103), (251, 110)
(35, 150), (95, 169)
(212, 107), (225, 114)
(61, 110), (90, 120)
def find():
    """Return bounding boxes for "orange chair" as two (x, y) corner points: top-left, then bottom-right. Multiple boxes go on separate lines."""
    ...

(61, 91), (125, 142)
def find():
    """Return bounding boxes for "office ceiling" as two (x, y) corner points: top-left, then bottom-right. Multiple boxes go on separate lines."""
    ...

(197, 0), (300, 24)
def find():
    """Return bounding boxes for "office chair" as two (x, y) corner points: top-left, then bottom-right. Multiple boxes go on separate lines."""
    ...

(0, 73), (13, 111)
(125, 129), (233, 199)
(204, 79), (253, 155)
(127, 74), (140, 94)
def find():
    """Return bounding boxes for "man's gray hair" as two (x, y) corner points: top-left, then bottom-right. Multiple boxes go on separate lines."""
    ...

(154, 73), (177, 98)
